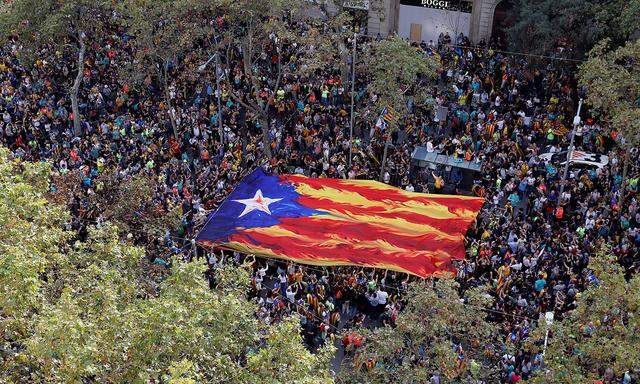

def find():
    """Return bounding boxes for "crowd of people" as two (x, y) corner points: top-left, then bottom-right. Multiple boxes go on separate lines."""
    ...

(1, 11), (639, 383)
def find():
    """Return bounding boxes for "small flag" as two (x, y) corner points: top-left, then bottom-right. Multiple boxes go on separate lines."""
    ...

(375, 106), (398, 131)
(375, 110), (388, 131)
(383, 106), (398, 123)
(552, 125), (569, 137)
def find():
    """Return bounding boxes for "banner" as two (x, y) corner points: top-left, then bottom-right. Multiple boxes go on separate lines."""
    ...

(197, 168), (484, 277)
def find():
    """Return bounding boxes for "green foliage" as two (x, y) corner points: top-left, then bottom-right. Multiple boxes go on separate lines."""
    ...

(90, 170), (181, 237)
(579, 38), (640, 148)
(528, 249), (640, 383)
(216, 0), (305, 158)
(119, 0), (214, 85)
(367, 35), (440, 180)
(297, 11), (355, 79)
(118, 0), (219, 136)
(163, 359), (201, 384)
(0, 0), (115, 135)
(367, 35), (440, 118)
(337, 278), (499, 383)
(215, 263), (253, 295)
(0, 0), (111, 53)
(247, 317), (335, 384)
(47, 168), (181, 237)
(0, 0), (113, 64)
(0, 148), (70, 343)
(507, 0), (640, 56)
(0, 148), (334, 383)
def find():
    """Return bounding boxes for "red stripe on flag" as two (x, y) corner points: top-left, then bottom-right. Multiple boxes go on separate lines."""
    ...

(281, 174), (483, 212)
(227, 215), (469, 277)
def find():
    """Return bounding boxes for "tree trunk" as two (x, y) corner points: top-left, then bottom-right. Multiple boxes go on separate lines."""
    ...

(162, 61), (178, 139)
(379, 133), (392, 182)
(71, 34), (86, 137)
(619, 150), (630, 217)
(261, 115), (272, 159)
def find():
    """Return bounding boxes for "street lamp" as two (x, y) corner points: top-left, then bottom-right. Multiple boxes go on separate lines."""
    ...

(557, 98), (583, 209)
(197, 54), (216, 72)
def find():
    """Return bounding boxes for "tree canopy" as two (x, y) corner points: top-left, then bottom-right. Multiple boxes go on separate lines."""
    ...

(0, 0), (115, 136)
(507, 0), (640, 56)
(119, 0), (217, 137)
(579, 38), (640, 149)
(528, 248), (640, 383)
(367, 35), (440, 118)
(0, 148), (333, 383)
(337, 278), (500, 383)
(366, 35), (440, 180)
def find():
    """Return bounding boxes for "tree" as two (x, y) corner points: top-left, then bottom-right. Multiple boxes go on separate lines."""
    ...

(579, 38), (640, 211)
(507, 0), (640, 56)
(365, 35), (440, 181)
(527, 248), (640, 383)
(296, 11), (355, 84)
(337, 278), (500, 383)
(47, 167), (181, 238)
(213, 0), (304, 160)
(119, 0), (215, 139)
(88, 170), (182, 237)
(0, 148), (334, 383)
(0, 0), (113, 136)
(0, 148), (70, 350)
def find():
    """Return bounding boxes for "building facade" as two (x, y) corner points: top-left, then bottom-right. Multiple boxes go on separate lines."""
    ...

(367, 0), (504, 44)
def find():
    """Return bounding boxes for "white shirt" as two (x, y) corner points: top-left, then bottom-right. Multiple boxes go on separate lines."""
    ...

(376, 290), (388, 305)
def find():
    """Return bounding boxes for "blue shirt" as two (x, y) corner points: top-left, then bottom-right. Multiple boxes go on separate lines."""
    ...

(534, 279), (546, 292)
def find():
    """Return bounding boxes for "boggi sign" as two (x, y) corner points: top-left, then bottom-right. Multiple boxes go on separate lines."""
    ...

(400, 0), (473, 13)
(421, 0), (450, 7)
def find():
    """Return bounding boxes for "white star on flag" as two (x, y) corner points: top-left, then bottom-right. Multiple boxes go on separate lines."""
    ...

(233, 189), (282, 217)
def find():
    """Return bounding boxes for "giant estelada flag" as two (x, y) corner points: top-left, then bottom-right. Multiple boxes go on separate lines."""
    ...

(196, 168), (484, 277)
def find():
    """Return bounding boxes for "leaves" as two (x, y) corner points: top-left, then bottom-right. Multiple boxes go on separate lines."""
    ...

(1, 149), (333, 382)
(367, 35), (440, 120)
(247, 317), (335, 384)
(338, 277), (499, 383)
(579, 38), (640, 148)
(506, 0), (640, 56)
(120, 0), (214, 83)
(0, 149), (70, 343)
(0, 0), (112, 52)
(528, 248), (640, 383)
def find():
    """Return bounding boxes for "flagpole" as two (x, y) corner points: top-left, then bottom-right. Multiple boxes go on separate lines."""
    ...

(379, 122), (392, 182)
(348, 32), (357, 174)
(557, 98), (582, 209)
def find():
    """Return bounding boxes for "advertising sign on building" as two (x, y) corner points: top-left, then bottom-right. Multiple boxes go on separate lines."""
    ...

(400, 0), (472, 13)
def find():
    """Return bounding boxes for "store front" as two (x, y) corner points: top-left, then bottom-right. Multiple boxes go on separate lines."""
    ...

(397, 0), (473, 44)
(368, 0), (505, 45)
